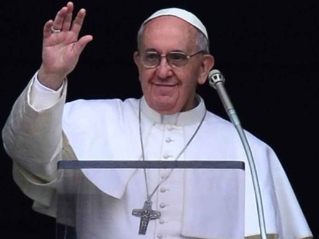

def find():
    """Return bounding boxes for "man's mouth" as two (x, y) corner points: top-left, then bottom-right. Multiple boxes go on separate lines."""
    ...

(152, 82), (178, 87)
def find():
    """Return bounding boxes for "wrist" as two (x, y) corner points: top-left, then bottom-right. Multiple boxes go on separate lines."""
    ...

(38, 65), (66, 90)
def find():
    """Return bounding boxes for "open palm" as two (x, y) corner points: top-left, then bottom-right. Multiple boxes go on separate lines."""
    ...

(39, 2), (93, 90)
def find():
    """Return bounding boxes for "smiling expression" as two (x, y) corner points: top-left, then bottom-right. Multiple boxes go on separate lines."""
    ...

(134, 16), (214, 115)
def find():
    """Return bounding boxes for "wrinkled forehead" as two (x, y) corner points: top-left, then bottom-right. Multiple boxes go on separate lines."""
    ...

(143, 16), (197, 37)
(141, 8), (208, 40)
(141, 16), (198, 52)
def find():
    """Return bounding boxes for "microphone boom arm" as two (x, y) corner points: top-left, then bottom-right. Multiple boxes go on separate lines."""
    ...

(209, 70), (268, 239)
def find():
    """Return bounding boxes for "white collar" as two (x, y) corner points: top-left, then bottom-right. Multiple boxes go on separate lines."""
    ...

(140, 95), (206, 126)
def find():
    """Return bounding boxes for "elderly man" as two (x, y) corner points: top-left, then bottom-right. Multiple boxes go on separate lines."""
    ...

(2, 2), (313, 239)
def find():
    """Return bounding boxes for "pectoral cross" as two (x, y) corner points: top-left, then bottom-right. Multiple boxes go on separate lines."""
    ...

(132, 199), (161, 235)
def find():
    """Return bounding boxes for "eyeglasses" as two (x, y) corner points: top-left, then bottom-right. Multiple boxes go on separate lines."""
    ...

(139, 50), (205, 69)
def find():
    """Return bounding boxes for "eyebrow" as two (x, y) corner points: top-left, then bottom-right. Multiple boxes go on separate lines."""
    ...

(144, 48), (158, 52)
(143, 48), (186, 53)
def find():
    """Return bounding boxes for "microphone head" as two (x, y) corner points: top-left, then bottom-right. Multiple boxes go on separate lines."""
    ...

(208, 69), (225, 89)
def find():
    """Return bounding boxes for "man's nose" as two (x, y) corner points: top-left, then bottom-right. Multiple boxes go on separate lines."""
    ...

(156, 57), (173, 79)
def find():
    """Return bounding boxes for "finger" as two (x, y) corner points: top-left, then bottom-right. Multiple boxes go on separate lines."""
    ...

(73, 35), (93, 56)
(52, 6), (68, 31)
(70, 9), (86, 37)
(62, 2), (74, 31)
(43, 20), (54, 39)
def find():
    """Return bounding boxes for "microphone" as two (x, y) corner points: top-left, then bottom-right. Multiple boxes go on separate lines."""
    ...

(208, 69), (240, 126)
(208, 69), (268, 239)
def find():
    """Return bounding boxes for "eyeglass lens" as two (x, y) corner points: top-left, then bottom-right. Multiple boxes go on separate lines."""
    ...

(142, 52), (189, 68)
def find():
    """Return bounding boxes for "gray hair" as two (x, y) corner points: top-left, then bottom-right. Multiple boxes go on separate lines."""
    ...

(137, 24), (210, 53)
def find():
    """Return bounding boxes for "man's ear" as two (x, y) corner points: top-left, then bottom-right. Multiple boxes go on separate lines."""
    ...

(134, 51), (143, 82)
(197, 54), (214, 85)
(133, 51), (140, 67)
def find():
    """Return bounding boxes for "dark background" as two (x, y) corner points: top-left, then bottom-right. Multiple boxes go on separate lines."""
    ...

(0, 0), (317, 237)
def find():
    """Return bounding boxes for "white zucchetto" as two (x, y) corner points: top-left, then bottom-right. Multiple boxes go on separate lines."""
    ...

(142, 8), (208, 40)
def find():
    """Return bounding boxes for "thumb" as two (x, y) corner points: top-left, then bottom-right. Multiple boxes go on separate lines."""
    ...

(74, 35), (93, 56)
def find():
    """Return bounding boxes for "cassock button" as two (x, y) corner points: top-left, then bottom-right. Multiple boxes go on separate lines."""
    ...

(165, 137), (173, 143)
(157, 234), (163, 239)
(160, 203), (166, 208)
(160, 187), (167, 193)
(167, 125), (174, 131)
(159, 219), (165, 224)
(163, 153), (171, 159)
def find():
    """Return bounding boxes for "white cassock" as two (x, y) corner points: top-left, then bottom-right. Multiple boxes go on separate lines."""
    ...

(2, 73), (313, 239)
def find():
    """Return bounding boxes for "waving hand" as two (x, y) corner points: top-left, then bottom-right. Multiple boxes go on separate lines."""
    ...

(38, 2), (93, 90)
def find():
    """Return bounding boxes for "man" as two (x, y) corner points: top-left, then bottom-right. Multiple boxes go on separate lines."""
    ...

(2, 2), (313, 239)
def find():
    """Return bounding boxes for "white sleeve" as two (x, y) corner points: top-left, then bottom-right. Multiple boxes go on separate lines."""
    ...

(2, 71), (68, 182)
(2, 71), (71, 217)
(29, 71), (65, 111)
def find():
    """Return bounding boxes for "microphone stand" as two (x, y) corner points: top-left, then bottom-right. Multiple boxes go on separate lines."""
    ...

(209, 70), (268, 239)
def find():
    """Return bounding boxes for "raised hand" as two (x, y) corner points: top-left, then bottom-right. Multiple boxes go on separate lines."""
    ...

(38, 2), (93, 90)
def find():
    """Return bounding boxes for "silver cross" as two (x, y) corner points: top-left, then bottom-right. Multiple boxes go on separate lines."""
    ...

(132, 200), (161, 235)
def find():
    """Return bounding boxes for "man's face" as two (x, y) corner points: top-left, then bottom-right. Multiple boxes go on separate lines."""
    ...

(134, 16), (214, 115)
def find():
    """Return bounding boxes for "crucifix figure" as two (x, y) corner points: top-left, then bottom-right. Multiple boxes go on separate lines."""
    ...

(132, 199), (161, 235)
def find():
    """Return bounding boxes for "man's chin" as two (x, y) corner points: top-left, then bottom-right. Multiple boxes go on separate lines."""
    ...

(149, 97), (180, 115)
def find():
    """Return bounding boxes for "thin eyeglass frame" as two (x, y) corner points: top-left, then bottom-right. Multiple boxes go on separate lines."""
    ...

(139, 50), (205, 69)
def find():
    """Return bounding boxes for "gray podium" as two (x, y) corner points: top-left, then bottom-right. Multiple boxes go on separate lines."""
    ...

(56, 160), (245, 239)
